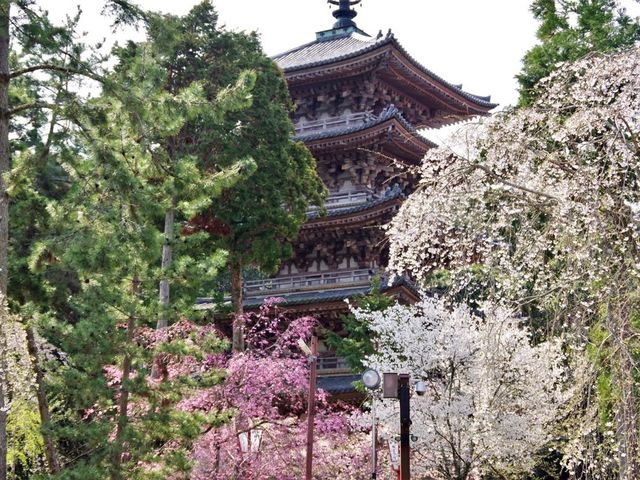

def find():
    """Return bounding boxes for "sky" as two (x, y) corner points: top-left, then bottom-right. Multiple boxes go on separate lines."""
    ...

(41, 0), (640, 110)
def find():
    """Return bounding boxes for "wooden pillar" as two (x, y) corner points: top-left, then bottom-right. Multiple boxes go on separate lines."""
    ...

(305, 336), (318, 480)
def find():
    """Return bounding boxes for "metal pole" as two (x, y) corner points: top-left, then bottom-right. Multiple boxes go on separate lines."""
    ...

(371, 395), (377, 479)
(305, 336), (318, 480)
(398, 374), (410, 480)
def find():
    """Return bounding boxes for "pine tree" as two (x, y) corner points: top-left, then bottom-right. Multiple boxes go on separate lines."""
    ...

(27, 41), (252, 477)
(518, 0), (640, 105)
(0, 2), (145, 477)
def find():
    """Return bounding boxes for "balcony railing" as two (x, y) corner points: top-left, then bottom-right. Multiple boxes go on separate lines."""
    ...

(294, 111), (375, 135)
(244, 269), (374, 297)
(307, 190), (371, 214)
(317, 356), (351, 375)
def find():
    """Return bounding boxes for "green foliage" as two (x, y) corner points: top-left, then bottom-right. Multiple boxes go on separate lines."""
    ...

(144, 1), (326, 278)
(518, 0), (640, 105)
(325, 279), (395, 371)
(7, 400), (46, 480)
(4, 9), (263, 476)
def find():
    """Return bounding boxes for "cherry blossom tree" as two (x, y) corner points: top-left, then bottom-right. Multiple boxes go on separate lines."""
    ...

(356, 297), (567, 480)
(387, 46), (640, 478)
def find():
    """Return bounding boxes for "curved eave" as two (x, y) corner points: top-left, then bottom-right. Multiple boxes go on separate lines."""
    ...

(304, 194), (403, 230)
(278, 33), (496, 120)
(297, 115), (436, 162)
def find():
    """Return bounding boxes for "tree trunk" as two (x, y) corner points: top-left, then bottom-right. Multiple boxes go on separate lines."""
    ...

(24, 326), (60, 474)
(111, 276), (139, 480)
(230, 259), (244, 352)
(611, 301), (639, 480)
(151, 203), (175, 379)
(156, 201), (175, 330)
(0, 319), (7, 480)
(0, 3), (10, 478)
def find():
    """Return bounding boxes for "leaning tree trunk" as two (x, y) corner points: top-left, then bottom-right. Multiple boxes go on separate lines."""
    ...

(25, 326), (60, 474)
(230, 259), (244, 352)
(0, 3), (10, 478)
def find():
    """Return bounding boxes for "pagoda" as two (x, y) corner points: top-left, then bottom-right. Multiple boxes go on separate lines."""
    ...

(199, 0), (495, 394)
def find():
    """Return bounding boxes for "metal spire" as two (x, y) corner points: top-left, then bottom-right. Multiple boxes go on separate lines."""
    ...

(327, 0), (362, 30)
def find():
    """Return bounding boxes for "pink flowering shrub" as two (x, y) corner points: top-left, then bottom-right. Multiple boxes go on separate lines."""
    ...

(171, 298), (370, 479)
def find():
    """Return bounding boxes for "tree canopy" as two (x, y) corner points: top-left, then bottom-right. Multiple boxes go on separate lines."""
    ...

(517, 0), (640, 105)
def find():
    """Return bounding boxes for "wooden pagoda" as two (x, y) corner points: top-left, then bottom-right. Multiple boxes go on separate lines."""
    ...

(198, 0), (495, 394)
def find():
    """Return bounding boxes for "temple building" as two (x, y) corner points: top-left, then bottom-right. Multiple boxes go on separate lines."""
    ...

(199, 0), (495, 394)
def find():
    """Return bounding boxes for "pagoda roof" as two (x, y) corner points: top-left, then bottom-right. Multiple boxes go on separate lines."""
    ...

(195, 274), (420, 312)
(302, 192), (403, 231)
(274, 33), (385, 71)
(296, 105), (437, 148)
(307, 188), (403, 221)
(273, 30), (497, 124)
(297, 106), (436, 161)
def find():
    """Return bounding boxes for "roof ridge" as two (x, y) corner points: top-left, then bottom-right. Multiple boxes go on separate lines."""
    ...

(385, 36), (495, 107)
(272, 31), (381, 61)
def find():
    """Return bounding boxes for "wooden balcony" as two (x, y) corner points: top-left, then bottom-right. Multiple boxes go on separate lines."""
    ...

(306, 190), (371, 214)
(244, 269), (374, 298)
(294, 111), (375, 135)
(317, 355), (352, 376)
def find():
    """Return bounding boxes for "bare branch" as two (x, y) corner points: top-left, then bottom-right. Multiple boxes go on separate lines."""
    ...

(7, 102), (57, 117)
(10, 64), (104, 83)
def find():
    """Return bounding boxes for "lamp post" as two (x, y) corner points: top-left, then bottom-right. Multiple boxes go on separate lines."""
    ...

(362, 368), (381, 479)
(398, 374), (410, 480)
(299, 336), (318, 480)
(382, 373), (413, 480)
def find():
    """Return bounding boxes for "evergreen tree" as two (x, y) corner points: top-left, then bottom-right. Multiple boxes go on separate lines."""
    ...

(144, 2), (326, 351)
(0, 2), (145, 477)
(27, 40), (252, 478)
(0, 1), (258, 476)
(518, 0), (640, 105)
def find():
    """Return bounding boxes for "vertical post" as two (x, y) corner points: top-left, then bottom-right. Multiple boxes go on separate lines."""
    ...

(305, 336), (318, 480)
(398, 374), (410, 480)
(371, 395), (377, 479)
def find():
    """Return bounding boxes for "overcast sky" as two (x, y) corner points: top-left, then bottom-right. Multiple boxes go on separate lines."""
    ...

(41, 0), (640, 110)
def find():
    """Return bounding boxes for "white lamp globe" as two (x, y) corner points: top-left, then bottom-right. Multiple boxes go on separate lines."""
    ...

(362, 368), (381, 390)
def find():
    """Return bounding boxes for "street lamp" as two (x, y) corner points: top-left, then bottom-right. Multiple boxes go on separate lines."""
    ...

(381, 373), (412, 480)
(362, 368), (381, 390)
(362, 368), (381, 479)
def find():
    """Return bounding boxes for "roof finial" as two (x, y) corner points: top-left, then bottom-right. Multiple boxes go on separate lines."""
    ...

(327, 0), (362, 30)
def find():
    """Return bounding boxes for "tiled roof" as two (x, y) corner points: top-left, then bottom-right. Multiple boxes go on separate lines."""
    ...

(195, 273), (419, 311)
(273, 33), (385, 71)
(295, 105), (438, 149)
(318, 374), (360, 394)
(307, 188), (403, 220)
(194, 285), (372, 311)
(273, 31), (496, 109)
(243, 285), (372, 309)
